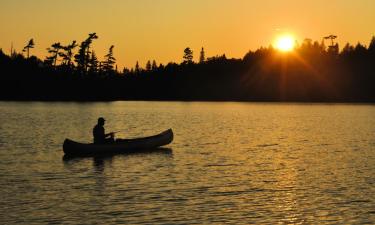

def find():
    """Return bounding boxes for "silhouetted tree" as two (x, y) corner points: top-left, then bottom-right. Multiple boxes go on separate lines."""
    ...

(122, 67), (130, 75)
(60, 40), (77, 67)
(135, 61), (140, 74)
(301, 38), (313, 49)
(22, 39), (35, 59)
(207, 54), (227, 62)
(354, 43), (367, 55)
(199, 47), (205, 63)
(98, 62), (103, 74)
(146, 60), (152, 71)
(324, 35), (339, 55)
(75, 33), (98, 74)
(75, 44), (87, 73)
(45, 42), (62, 67)
(368, 36), (375, 53)
(88, 51), (99, 73)
(342, 43), (354, 55)
(152, 60), (157, 71)
(183, 47), (193, 64)
(102, 45), (116, 75)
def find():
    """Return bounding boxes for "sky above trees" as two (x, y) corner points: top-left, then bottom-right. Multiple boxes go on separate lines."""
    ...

(0, 0), (374, 68)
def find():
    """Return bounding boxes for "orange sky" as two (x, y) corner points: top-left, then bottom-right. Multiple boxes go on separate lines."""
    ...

(0, 0), (374, 69)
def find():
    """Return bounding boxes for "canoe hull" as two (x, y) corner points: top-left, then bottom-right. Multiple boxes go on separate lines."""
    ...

(63, 129), (173, 155)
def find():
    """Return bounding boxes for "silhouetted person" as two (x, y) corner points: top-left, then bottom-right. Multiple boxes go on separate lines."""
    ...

(93, 117), (114, 144)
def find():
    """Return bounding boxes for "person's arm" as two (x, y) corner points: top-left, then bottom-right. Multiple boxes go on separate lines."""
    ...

(105, 132), (114, 138)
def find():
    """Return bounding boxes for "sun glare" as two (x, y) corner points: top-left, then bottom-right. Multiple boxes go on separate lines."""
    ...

(275, 35), (295, 52)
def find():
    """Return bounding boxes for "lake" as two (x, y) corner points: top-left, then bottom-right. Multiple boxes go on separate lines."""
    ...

(0, 101), (374, 224)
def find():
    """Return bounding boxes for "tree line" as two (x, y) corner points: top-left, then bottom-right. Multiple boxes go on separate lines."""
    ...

(0, 33), (374, 102)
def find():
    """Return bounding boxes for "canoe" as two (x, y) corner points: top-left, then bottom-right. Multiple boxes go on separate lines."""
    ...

(63, 129), (173, 155)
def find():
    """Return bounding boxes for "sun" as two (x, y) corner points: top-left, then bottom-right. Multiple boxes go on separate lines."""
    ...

(275, 35), (295, 52)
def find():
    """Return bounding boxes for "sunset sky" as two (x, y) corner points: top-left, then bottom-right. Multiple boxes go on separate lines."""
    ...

(0, 0), (374, 68)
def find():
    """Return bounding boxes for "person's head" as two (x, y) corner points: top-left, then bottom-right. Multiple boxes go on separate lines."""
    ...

(98, 117), (105, 126)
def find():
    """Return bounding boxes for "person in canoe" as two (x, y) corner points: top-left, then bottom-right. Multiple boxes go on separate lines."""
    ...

(93, 117), (115, 144)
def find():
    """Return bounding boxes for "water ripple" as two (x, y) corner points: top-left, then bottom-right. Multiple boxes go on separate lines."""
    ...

(1, 102), (375, 224)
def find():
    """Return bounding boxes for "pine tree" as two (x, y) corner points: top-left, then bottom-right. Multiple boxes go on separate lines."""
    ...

(74, 33), (98, 74)
(45, 42), (62, 67)
(23, 39), (35, 59)
(146, 60), (152, 71)
(122, 67), (130, 75)
(88, 51), (99, 73)
(135, 61), (140, 74)
(60, 40), (77, 67)
(102, 45), (116, 75)
(151, 60), (157, 71)
(199, 47), (205, 63)
(369, 36), (375, 53)
(183, 47), (193, 64)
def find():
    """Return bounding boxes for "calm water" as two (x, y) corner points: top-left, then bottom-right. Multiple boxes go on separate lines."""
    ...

(0, 101), (374, 224)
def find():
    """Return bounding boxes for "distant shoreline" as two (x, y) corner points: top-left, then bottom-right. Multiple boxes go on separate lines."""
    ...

(2, 36), (375, 104)
(1, 98), (374, 104)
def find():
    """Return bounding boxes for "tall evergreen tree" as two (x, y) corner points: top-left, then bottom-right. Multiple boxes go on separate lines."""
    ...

(199, 47), (205, 63)
(88, 51), (99, 73)
(151, 60), (158, 71)
(146, 60), (152, 71)
(60, 40), (77, 67)
(102, 45), (116, 74)
(183, 47), (193, 64)
(368, 36), (375, 53)
(74, 33), (98, 74)
(45, 42), (62, 67)
(22, 39), (35, 59)
(135, 61), (140, 74)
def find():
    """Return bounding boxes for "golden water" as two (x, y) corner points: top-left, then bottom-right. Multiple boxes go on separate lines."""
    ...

(0, 102), (374, 224)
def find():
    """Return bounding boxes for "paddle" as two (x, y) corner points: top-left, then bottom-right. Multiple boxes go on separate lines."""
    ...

(110, 130), (128, 135)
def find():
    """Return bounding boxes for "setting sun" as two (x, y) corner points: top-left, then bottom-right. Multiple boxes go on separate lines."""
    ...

(275, 35), (295, 52)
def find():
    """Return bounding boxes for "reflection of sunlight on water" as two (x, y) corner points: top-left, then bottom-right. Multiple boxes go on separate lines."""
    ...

(276, 171), (300, 223)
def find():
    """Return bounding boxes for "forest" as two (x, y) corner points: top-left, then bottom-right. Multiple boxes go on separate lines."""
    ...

(0, 33), (374, 102)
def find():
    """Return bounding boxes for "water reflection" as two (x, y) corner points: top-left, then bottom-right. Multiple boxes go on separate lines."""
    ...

(1, 102), (375, 224)
(62, 147), (173, 162)
(92, 156), (110, 173)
